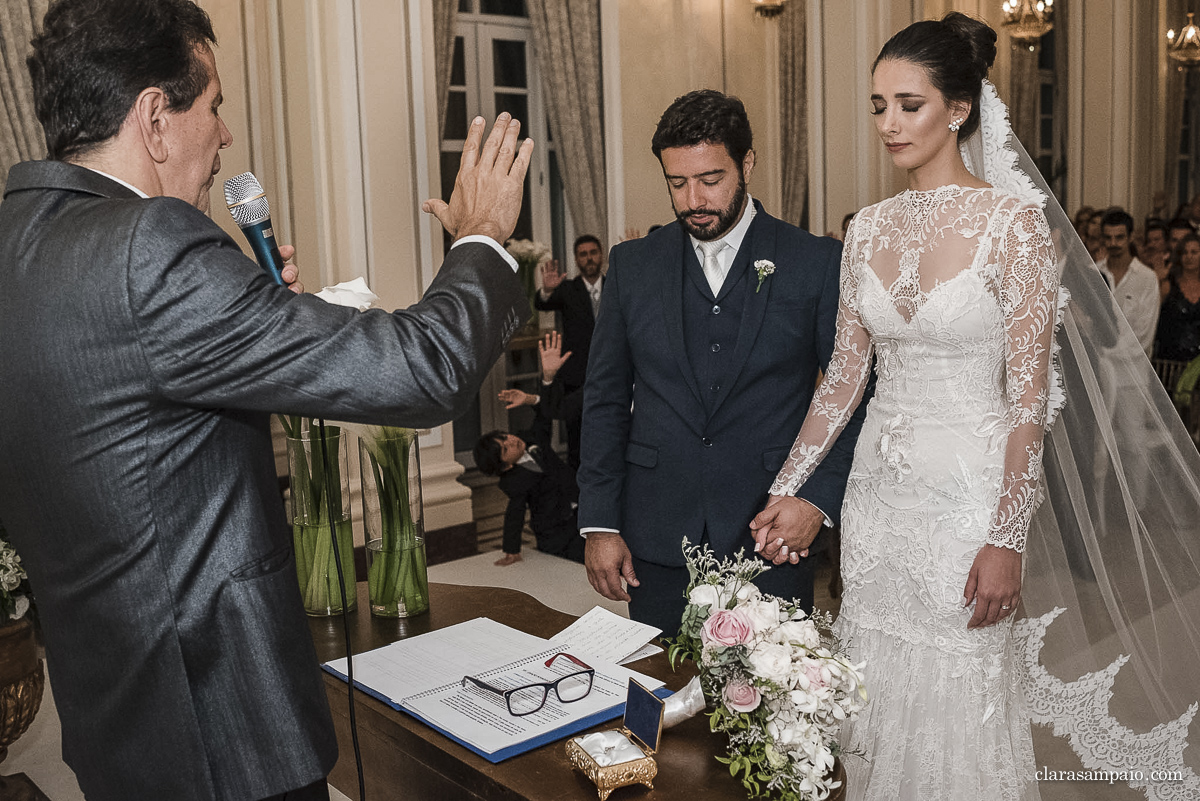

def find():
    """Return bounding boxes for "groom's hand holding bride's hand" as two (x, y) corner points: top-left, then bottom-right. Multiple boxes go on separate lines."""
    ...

(584, 533), (640, 602)
(963, 545), (1022, 629)
(750, 495), (824, 565)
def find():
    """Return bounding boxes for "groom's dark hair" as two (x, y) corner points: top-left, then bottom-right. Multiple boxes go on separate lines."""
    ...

(651, 90), (753, 167)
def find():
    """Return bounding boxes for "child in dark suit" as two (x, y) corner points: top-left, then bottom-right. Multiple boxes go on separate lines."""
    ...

(473, 333), (585, 566)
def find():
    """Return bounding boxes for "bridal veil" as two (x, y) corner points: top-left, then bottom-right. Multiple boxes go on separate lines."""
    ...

(963, 80), (1200, 799)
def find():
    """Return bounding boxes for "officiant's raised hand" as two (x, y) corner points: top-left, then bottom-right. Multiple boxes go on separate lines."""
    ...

(584, 532), (640, 602)
(749, 495), (824, 565)
(422, 113), (534, 243)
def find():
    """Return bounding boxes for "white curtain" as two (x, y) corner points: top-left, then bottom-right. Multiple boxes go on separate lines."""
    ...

(0, 0), (47, 192)
(433, 0), (457, 135)
(526, 0), (607, 240)
(779, 0), (807, 228)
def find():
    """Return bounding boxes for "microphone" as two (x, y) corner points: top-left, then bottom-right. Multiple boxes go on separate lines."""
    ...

(223, 171), (285, 285)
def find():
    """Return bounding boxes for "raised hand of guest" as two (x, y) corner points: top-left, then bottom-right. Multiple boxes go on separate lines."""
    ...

(422, 113), (534, 243)
(541, 259), (564, 293)
(498, 388), (538, 409)
(538, 331), (572, 383)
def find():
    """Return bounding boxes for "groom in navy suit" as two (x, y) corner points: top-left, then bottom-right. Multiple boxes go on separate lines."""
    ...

(578, 90), (867, 632)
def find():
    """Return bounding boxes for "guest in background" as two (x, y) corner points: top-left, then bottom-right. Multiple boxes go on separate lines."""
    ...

(1156, 233), (1200, 363)
(1142, 219), (1170, 298)
(535, 235), (605, 470)
(1169, 217), (1194, 252)
(1086, 209), (1106, 261)
(1097, 208), (1161, 358)
(474, 333), (585, 566)
(1073, 204), (1096, 240)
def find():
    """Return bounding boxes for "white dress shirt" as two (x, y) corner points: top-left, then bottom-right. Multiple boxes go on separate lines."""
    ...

(1097, 256), (1161, 357)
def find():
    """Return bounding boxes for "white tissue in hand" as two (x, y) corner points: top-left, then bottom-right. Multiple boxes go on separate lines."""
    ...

(315, 277), (379, 310)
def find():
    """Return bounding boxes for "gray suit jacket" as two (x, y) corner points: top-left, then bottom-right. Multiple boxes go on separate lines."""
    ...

(0, 161), (525, 801)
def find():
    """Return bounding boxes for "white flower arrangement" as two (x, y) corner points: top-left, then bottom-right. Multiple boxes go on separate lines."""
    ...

(667, 542), (867, 801)
(754, 259), (776, 293)
(504, 238), (552, 266)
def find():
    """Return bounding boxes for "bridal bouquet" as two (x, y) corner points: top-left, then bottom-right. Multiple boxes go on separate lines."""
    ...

(667, 542), (867, 801)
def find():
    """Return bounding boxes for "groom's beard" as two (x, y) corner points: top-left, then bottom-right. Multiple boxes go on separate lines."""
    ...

(676, 176), (747, 241)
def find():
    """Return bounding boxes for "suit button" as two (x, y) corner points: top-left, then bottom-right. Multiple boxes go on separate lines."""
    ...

(711, 343), (721, 353)
(701, 437), (713, 447)
(710, 382), (720, 392)
(712, 305), (721, 314)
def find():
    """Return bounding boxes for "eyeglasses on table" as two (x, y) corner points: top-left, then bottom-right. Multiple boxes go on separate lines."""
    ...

(461, 652), (595, 716)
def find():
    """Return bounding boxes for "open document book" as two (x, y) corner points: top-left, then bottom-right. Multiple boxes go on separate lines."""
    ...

(322, 616), (666, 762)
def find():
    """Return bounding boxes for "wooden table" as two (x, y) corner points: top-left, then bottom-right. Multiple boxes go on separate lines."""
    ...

(309, 582), (748, 801)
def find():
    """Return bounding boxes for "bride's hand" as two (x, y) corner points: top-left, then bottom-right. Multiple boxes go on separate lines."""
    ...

(963, 545), (1022, 629)
(750, 496), (824, 565)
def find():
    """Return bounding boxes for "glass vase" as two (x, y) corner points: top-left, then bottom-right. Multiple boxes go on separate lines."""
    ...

(283, 419), (356, 616)
(359, 427), (428, 617)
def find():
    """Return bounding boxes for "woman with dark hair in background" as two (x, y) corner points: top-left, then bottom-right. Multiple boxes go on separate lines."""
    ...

(1156, 233), (1200, 362)
(756, 11), (1200, 801)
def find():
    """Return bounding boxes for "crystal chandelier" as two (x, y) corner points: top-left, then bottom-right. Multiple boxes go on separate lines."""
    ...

(750, 0), (788, 18)
(1001, 0), (1054, 42)
(1168, 13), (1200, 68)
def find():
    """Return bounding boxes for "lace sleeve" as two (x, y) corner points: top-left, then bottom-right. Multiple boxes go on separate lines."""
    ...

(770, 217), (874, 497)
(987, 204), (1059, 552)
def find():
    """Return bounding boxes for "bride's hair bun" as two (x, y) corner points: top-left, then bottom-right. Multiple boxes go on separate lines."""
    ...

(873, 12), (997, 142)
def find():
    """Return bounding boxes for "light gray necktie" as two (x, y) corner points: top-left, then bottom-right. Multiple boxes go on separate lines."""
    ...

(589, 283), (601, 317)
(698, 240), (725, 296)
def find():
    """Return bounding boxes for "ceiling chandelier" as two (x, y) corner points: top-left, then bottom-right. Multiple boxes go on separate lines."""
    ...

(1168, 12), (1200, 68)
(1001, 0), (1054, 43)
(750, 0), (788, 19)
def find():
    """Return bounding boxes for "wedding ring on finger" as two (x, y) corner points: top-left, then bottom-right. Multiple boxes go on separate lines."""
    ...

(1000, 605), (1011, 611)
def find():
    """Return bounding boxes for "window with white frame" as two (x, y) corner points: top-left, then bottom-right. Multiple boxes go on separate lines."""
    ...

(444, 0), (570, 460)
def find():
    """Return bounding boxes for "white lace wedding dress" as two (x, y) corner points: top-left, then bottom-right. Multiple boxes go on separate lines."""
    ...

(771, 183), (1059, 800)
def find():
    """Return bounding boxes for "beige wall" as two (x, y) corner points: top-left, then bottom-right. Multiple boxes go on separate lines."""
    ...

(198, 0), (471, 540)
(608, 0), (783, 240)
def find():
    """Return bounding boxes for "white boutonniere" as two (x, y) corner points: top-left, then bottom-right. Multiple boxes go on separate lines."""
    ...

(754, 260), (776, 293)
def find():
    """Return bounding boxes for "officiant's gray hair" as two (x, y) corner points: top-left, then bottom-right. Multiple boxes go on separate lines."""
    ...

(650, 90), (753, 168)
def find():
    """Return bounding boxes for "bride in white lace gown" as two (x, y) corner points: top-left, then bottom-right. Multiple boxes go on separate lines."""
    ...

(756, 13), (1200, 801)
(761, 15), (1053, 800)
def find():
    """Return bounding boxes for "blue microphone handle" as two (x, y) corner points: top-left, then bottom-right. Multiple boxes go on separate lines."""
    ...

(245, 219), (285, 285)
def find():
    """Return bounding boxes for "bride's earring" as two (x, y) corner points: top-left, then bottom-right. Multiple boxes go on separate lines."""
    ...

(949, 119), (963, 132)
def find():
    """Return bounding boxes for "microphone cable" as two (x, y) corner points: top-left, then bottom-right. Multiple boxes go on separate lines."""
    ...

(315, 417), (366, 800)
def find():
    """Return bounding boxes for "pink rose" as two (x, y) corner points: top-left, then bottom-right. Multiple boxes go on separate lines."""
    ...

(701, 609), (754, 648)
(803, 659), (828, 690)
(723, 679), (761, 713)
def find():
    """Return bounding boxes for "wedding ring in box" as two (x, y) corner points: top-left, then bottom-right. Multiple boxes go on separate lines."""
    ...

(566, 679), (664, 801)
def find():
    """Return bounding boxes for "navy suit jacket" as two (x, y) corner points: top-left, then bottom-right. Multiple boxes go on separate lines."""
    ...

(578, 201), (866, 566)
(534, 275), (603, 388)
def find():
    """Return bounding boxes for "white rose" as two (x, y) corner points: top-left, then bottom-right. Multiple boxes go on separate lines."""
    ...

(775, 619), (821, 649)
(727, 581), (760, 603)
(739, 597), (781, 634)
(748, 641), (792, 682)
(688, 583), (724, 611)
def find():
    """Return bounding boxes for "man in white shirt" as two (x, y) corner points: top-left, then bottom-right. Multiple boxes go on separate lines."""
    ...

(1097, 208), (1160, 358)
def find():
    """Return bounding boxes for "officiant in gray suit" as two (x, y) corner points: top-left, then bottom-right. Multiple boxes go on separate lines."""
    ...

(0, 1), (532, 800)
